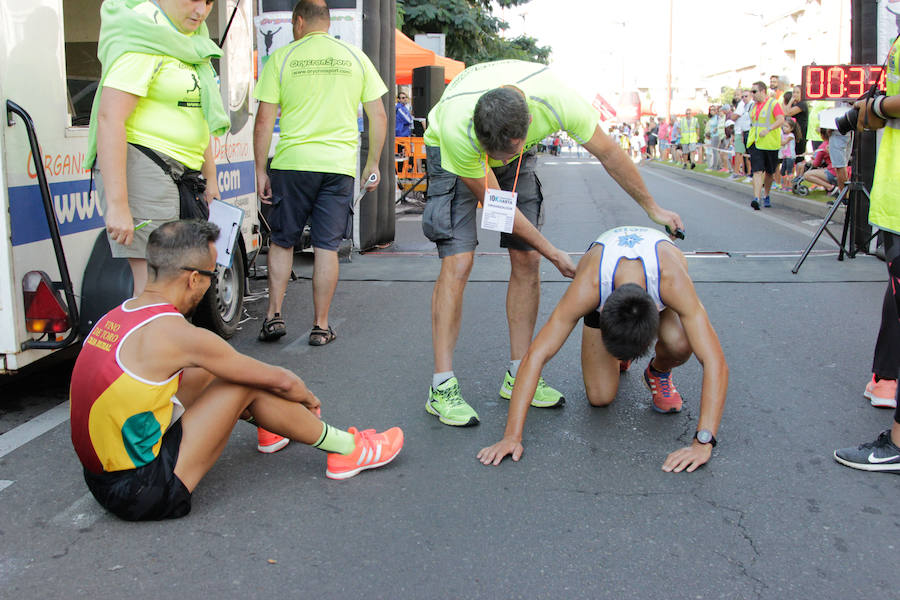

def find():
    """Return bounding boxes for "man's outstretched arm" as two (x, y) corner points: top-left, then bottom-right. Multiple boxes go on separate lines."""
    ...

(581, 124), (684, 235)
(477, 256), (599, 465)
(659, 255), (728, 472)
(459, 170), (576, 278)
(161, 318), (319, 410)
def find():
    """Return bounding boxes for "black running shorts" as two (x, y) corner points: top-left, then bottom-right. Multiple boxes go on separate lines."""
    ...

(749, 146), (779, 175)
(83, 420), (192, 521)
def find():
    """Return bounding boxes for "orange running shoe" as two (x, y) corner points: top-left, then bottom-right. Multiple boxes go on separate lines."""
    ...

(326, 426), (404, 480)
(643, 362), (682, 413)
(864, 375), (898, 409)
(257, 428), (290, 454)
(619, 359), (632, 373)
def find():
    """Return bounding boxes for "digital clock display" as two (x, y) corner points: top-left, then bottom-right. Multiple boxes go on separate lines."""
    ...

(801, 65), (887, 101)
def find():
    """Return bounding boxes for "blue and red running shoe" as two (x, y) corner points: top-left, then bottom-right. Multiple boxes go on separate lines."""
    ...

(643, 361), (682, 413)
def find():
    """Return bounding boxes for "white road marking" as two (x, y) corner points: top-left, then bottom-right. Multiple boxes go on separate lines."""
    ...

(0, 480), (14, 493)
(745, 253), (835, 258)
(51, 493), (104, 529)
(0, 402), (69, 459)
(643, 169), (837, 243)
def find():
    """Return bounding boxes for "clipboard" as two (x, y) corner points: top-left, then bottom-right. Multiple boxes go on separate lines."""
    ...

(208, 199), (244, 268)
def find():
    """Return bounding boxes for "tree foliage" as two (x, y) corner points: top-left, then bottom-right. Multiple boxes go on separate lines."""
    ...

(712, 86), (736, 108)
(397, 0), (551, 66)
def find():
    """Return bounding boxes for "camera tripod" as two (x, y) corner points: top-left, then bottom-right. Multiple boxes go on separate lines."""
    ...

(792, 126), (879, 274)
(791, 179), (875, 273)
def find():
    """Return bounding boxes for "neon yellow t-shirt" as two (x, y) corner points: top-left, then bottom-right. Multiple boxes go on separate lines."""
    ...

(422, 60), (599, 178)
(868, 37), (900, 233)
(806, 100), (830, 142)
(254, 32), (388, 176)
(101, 0), (213, 170)
(103, 52), (211, 170)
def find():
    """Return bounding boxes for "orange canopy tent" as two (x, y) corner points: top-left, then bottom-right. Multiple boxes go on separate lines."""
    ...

(395, 30), (465, 85)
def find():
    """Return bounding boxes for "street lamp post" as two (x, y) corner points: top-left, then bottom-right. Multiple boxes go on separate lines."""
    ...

(612, 20), (627, 97)
(744, 11), (765, 81)
(666, 0), (672, 120)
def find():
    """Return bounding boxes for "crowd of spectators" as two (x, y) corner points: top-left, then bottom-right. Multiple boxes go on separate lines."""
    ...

(595, 74), (854, 206)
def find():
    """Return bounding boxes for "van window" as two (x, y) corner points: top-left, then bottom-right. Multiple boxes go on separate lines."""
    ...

(63, 0), (103, 126)
(61, 1), (227, 127)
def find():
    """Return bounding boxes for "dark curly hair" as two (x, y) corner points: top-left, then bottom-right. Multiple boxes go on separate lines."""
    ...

(598, 283), (660, 360)
(473, 88), (530, 157)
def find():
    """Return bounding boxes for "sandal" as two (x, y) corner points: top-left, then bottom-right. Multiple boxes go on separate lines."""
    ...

(258, 314), (286, 342)
(309, 324), (336, 346)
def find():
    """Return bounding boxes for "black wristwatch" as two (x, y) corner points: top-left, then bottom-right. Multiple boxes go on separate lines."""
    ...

(694, 429), (717, 447)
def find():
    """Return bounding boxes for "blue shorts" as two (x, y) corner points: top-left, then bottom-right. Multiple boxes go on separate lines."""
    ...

(780, 157), (795, 176)
(268, 170), (354, 251)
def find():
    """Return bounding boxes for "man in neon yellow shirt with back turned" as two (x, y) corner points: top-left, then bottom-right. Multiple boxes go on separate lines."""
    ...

(253, 0), (387, 349)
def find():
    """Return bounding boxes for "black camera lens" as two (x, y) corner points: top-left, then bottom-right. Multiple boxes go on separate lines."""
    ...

(835, 108), (859, 135)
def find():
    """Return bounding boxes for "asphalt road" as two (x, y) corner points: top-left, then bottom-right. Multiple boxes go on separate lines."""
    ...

(1, 154), (895, 599)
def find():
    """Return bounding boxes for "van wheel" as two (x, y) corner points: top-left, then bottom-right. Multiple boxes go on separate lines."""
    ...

(193, 241), (245, 339)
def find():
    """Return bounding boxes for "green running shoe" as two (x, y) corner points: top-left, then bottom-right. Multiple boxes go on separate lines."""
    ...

(498, 371), (565, 408)
(426, 377), (479, 426)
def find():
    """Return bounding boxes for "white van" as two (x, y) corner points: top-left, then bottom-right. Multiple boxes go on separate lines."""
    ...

(0, 0), (261, 373)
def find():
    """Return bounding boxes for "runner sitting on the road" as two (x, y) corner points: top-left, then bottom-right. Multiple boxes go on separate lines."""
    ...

(69, 220), (403, 521)
(421, 60), (684, 428)
(477, 225), (727, 473)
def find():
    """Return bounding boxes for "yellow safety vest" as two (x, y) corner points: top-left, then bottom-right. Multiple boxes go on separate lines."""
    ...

(678, 117), (698, 144)
(747, 98), (781, 150)
(807, 101), (830, 142)
(870, 37), (900, 234)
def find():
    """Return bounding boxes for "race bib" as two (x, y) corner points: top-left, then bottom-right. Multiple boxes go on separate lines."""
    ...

(480, 188), (517, 234)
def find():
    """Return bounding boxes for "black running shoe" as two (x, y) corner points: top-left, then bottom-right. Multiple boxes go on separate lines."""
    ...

(750, 198), (760, 210)
(834, 430), (900, 472)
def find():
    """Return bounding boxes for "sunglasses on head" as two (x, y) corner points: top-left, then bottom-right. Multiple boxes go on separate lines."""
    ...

(181, 266), (218, 278)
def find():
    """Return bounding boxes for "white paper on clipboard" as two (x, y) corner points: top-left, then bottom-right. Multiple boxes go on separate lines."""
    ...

(208, 199), (244, 268)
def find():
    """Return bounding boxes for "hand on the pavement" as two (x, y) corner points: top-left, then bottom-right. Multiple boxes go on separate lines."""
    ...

(477, 437), (524, 466)
(662, 441), (712, 473)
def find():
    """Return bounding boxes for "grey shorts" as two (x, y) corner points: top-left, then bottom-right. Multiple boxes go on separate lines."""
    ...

(95, 144), (180, 259)
(681, 143), (697, 153)
(829, 132), (851, 168)
(422, 146), (543, 257)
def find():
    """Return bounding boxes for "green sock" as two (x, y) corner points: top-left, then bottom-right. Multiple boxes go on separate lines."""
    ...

(312, 423), (355, 455)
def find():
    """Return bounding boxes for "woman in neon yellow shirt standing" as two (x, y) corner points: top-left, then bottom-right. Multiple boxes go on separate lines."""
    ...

(85, 0), (290, 456)
(85, 0), (229, 295)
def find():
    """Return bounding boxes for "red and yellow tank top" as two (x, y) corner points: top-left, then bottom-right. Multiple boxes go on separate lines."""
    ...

(70, 301), (184, 474)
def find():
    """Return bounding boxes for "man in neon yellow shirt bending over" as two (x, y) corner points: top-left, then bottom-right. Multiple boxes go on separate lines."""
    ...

(421, 60), (684, 427)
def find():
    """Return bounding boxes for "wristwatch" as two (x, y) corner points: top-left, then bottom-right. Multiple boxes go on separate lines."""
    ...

(694, 429), (717, 447)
